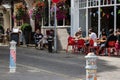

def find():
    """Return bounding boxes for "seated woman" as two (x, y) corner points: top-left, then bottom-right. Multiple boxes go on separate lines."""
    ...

(74, 28), (83, 40)
(98, 29), (107, 54)
(34, 29), (44, 49)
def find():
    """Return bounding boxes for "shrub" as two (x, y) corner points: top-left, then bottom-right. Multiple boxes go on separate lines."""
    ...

(21, 23), (32, 32)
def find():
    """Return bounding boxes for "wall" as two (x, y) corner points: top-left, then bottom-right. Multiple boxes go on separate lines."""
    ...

(41, 26), (70, 50)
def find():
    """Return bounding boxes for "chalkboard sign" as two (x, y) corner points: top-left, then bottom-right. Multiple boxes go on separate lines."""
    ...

(10, 33), (19, 46)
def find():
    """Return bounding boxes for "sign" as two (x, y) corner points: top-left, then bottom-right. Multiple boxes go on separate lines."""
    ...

(52, 0), (59, 3)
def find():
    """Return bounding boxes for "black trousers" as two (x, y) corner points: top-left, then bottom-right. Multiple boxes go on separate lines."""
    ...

(48, 41), (52, 52)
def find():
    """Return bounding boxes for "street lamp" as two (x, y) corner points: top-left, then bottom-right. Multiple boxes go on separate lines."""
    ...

(48, 0), (51, 27)
(11, 0), (14, 29)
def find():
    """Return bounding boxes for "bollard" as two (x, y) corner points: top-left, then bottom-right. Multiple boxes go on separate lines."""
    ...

(85, 52), (98, 80)
(9, 40), (17, 73)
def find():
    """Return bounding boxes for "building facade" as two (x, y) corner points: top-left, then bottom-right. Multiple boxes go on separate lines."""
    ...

(0, 0), (71, 50)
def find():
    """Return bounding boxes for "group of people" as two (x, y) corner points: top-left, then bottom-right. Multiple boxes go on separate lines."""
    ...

(97, 28), (120, 55)
(74, 27), (120, 55)
(34, 29), (54, 52)
(4, 27), (54, 52)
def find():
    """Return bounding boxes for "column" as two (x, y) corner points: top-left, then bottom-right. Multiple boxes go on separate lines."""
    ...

(71, 0), (79, 36)
(98, 0), (101, 38)
(114, 0), (116, 31)
(86, 0), (88, 37)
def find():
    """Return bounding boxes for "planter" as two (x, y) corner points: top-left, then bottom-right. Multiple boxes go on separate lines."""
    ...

(23, 31), (31, 45)
(21, 23), (32, 45)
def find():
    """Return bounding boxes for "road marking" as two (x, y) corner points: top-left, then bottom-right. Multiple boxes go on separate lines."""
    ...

(17, 63), (83, 80)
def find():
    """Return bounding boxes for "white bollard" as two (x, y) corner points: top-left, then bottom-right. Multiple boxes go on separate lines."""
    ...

(9, 40), (17, 73)
(85, 52), (98, 80)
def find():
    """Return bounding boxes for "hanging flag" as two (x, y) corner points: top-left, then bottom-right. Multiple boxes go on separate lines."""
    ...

(102, 12), (105, 17)
(93, 13), (96, 17)
(111, 12), (113, 15)
(100, 8), (102, 12)
(106, 14), (109, 19)
(96, 11), (98, 14)
(90, 12), (92, 15)
(118, 10), (120, 14)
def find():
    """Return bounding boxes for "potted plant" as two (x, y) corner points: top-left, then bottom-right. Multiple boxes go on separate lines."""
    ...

(51, 0), (69, 21)
(21, 23), (32, 45)
(15, 3), (26, 20)
(31, 1), (45, 20)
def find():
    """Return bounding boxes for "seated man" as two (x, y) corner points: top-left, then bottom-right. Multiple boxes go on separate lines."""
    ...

(34, 29), (44, 49)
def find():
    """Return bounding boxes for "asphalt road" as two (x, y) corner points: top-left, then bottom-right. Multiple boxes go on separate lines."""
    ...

(0, 46), (120, 80)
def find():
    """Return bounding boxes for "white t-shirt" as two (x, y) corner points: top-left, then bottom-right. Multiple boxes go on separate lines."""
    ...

(89, 32), (97, 41)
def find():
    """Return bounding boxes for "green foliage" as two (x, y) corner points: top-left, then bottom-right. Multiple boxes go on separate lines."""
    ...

(21, 23), (32, 32)
(0, 24), (3, 29)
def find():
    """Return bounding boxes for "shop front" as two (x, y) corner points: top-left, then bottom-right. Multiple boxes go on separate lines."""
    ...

(71, 0), (120, 37)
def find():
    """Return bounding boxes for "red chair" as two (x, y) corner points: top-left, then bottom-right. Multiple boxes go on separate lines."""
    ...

(66, 36), (75, 53)
(87, 39), (99, 55)
(107, 41), (117, 56)
(115, 42), (120, 56)
(77, 39), (85, 53)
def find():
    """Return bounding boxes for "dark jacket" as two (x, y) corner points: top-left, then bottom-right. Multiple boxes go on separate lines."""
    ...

(105, 34), (117, 47)
(34, 33), (43, 44)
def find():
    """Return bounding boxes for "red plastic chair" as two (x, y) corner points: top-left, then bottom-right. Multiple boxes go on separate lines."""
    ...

(77, 39), (85, 53)
(115, 42), (120, 55)
(107, 41), (117, 56)
(87, 39), (99, 55)
(66, 36), (75, 53)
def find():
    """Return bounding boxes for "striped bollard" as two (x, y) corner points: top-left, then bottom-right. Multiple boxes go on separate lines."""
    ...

(85, 52), (98, 80)
(9, 40), (17, 73)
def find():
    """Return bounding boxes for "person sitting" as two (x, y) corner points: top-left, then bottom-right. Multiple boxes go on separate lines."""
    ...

(75, 30), (82, 40)
(104, 29), (117, 55)
(98, 29), (107, 55)
(115, 28), (120, 55)
(34, 29), (44, 49)
(86, 28), (97, 46)
(105, 29), (117, 47)
(88, 28), (97, 41)
(85, 28), (97, 54)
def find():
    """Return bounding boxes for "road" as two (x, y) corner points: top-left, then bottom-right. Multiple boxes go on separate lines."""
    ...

(0, 46), (120, 80)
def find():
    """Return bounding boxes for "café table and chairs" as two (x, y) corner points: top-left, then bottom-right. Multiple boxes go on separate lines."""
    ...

(66, 36), (86, 53)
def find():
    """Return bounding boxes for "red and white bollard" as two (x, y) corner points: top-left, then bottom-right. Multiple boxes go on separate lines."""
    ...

(85, 52), (98, 80)
(9, 40), (17, 73)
